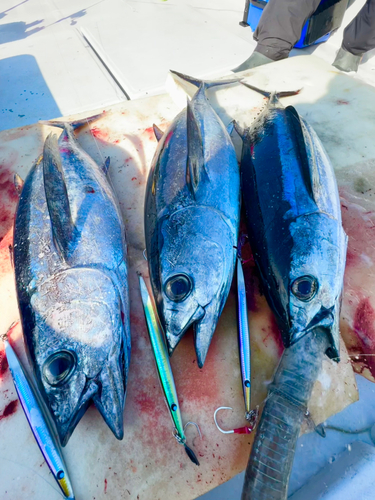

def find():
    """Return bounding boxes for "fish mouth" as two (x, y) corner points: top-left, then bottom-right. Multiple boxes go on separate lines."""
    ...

(193, 298), (224, 369)
(54, 352), (126, 446)
(165, 305), (205, 356)
(290, 305), (340, 360)
(56, 381), (98, 447)
(165, 299), (223, 368)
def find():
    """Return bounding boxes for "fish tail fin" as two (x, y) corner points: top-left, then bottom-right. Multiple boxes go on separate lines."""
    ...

(170, 70), (240, 91)
(40, 113), (103, 131)
(93, 348), (127, 441)
(241, 82), (301, 105)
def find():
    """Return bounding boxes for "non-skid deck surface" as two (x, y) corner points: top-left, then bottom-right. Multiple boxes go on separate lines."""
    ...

(1, 55), (374, 499)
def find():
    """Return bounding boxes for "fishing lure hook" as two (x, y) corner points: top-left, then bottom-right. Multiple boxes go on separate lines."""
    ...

(173, 421), (202, 466)
(214, 406), (258, 435)
(172, 421), (202, 446)
(184, 421), (202, 439)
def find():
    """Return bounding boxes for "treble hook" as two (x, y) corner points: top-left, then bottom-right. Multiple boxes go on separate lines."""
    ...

(214, 406), (258, 435)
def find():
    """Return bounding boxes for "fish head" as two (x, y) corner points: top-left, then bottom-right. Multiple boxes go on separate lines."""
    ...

(287, 214), (347, 360)
(159, 207), (236, 367)
(31, 268), (128, 445)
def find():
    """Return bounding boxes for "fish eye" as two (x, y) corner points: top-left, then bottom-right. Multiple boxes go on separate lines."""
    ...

(291, 275), (318, 301)
(164, 274), (192, 302)
(43, 351), (76, 386)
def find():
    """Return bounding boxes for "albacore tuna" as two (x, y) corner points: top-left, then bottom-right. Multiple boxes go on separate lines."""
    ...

(239, 85), (347, 360)
(237, 85), (347, 500)
(145, 71), (240, 368)
(14, 117), (131, 446)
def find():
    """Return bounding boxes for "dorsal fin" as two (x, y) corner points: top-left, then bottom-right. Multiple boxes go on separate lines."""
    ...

(43, 133), (76, 261)
(186, 98), (205, 197)
(285, 106), (315, 200)
(153, 124), (163, 142)
(102, 156), (110, 175)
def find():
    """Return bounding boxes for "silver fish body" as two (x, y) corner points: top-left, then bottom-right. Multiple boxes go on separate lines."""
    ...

(14, 121), (131, 445)
(240, 92), (347, 360)
(145, 72), (240, 368)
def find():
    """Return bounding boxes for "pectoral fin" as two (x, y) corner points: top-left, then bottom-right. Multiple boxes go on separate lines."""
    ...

(43, 133), (76, 261)
(186, 99), (206, 197)
(285, 105), (315, 202)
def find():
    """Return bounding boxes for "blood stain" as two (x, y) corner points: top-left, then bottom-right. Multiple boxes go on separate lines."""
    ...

(0, 348), (8, 377)
(353, 298), (375, 377)
(0, 400), (18, 421)
(143, 127), (155, 141)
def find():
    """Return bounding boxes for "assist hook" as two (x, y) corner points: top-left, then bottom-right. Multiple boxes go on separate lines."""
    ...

(214, 406), (258, 435)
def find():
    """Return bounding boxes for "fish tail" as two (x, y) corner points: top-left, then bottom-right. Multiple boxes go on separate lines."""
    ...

(241, 82), (301, 105)
(39, 113), (103, 131)
(170, 70), (240, 91)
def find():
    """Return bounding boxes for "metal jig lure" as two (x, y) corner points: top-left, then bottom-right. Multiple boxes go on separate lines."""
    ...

(214, 241), (258, 435)
(2, 324), (75, 499)
(138, 275), (201, 465)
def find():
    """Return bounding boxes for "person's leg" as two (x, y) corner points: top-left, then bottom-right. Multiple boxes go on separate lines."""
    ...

(333, 0), (375, 72)
(233, 0), (321, 72)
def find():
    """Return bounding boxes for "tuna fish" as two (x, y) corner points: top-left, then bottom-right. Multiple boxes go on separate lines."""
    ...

(239, 85), (347, 360)
(145, 71), (240, 368)
(14, 117), (131, 446)
(238, 85), (347, 500)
